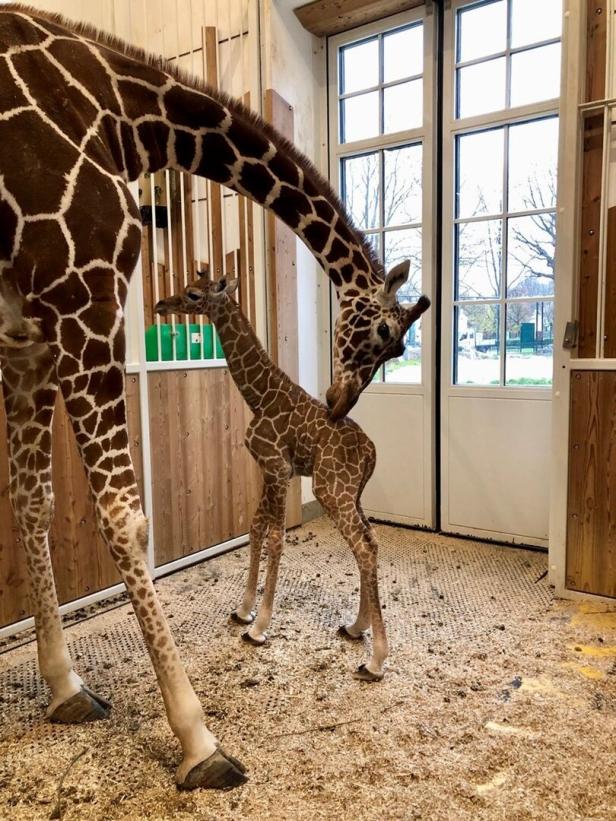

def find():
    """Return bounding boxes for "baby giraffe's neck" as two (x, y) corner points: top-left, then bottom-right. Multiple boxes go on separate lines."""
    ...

(207, 297), (288, 413)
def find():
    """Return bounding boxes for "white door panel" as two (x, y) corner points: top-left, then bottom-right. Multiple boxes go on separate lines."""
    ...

(352, 391), (431, 526)
(443, 396), (551, 544)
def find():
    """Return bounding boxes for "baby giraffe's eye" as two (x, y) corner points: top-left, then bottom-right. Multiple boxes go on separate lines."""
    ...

(377, 322), (391, 341)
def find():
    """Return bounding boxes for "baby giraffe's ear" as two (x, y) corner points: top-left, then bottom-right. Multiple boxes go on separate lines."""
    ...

(224, 278), (239, 296)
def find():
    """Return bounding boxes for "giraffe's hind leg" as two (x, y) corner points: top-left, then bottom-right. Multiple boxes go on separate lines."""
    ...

(38, 254), (245, 788)
(314, 463), (387, 681)
(1, 345), (110, 721)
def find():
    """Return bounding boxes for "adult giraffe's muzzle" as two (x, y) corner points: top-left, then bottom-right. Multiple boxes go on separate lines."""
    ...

(325, 380), (358, 421)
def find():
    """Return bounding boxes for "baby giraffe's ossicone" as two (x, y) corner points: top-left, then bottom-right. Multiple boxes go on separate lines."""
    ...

(156, 275), (429, 681)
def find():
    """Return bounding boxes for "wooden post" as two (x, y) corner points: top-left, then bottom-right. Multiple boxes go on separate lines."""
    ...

(203, 26), (224, 280)
(264, 88), (302, 529)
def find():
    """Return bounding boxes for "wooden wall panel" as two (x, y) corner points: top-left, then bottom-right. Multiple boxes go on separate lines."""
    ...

(149, 368), (261, 566)
(566, 370), (616, 598)
(264, 88), (302, 529)
(0, 375), (143, 628)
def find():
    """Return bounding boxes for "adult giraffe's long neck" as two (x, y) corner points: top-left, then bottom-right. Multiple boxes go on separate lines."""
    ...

(113, 62), (382, 298)
(206, 294), (286, 413)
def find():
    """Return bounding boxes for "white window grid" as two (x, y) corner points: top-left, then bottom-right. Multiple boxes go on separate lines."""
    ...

(328, 6), (433, 386)
(445, 0), (562, 390)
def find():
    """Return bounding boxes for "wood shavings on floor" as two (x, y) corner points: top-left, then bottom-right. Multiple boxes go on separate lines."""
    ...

(0, 518), (614, 820)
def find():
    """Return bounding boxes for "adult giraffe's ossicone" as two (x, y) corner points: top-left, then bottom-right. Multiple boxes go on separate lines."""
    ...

(0, 4), (429, 790)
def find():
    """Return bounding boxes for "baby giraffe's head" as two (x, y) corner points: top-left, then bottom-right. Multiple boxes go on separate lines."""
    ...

(327, 260), (431, 419)
(155, 274), (238, 317)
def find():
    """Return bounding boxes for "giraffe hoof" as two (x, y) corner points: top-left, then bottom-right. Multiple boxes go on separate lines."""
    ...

(337, 624), (364, 641)
(241, 631), (267, 646)
(49, 686), (112, 724)
(231, 609), (256, 625)
(352, 664), (384, 683)
(177, 748), (248, 791)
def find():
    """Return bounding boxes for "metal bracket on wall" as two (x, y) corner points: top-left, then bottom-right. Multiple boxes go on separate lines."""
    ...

(563, 320), (579, 349)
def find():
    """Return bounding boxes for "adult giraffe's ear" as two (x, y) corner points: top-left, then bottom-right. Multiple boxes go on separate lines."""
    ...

(378, 260), (410, 307)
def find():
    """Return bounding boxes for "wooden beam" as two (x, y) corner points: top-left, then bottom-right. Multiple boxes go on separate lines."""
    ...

(294, 0), (424, 37)
(264, 88), (302, 529)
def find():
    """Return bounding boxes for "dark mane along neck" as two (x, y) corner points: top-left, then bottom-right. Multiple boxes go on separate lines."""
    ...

(2, 4), (384, 298)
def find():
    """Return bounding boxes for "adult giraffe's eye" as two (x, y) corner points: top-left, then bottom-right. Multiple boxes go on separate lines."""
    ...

(377, 322), (390, 341)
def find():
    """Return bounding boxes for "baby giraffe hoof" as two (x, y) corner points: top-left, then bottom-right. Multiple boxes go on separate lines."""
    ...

(241, 631), (267, 647)
(353, 664), (384, 683)
(178, 748), (248, 791)
(49, 686), (112, 724)
(230, 609), (256, 625)
(337, 624), (364, 641)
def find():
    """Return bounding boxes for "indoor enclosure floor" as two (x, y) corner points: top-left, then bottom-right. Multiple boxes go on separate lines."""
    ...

(0, 517), (614, 821)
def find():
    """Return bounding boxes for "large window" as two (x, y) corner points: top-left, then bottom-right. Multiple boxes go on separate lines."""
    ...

(330, 13), (428, 385)
(451, 0), (561, 387)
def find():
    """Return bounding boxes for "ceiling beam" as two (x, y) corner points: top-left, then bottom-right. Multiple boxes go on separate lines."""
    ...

(294, 0), (424, 37)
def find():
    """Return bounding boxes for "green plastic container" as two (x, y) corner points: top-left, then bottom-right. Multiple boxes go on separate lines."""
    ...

(145, 323), (224, 362)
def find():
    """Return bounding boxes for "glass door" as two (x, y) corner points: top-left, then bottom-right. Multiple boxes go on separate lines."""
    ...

(328, 5), (436, 527)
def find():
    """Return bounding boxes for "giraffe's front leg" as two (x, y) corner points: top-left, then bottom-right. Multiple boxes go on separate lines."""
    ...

(231, 494), (269, 625)
(242, 471), (288, 646)
(1, 346), (110, 723)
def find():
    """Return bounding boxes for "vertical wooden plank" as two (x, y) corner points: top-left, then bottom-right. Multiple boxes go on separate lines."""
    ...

(238, 196), (249, 314)
(578, 114), (603, 357)
(567, 370), (616, 598)
(264, 88), (302, 528)
(243, 92), (258, 329)
(203, 26), (224, 279)
(603, 207), (616, 356)
(585, 0), (606, 104)
(578, 2), (607, 356)
(141, 223), (154, 328)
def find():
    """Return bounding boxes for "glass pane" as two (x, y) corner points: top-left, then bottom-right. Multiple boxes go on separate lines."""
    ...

(508, 118), (559, 213)
(456, 220), (502, 300)
(365, 231), (381, 259)
(505, 301), (554, 386)
(457, 0), (506, 63)
(341, 92), (379, 143)
(384, 79), (422, 134)
(385, 316), (422, 384)
(507, 214), (556, 298)
(457, 57), (506, 118)
(384, 228), (422, 298)
(511, 0), (562, 49)
(341, 38), (379, 94)
(456, 128), (504, 218)
(383, 23), (423, 82)
(384, 144), (422, 226)
(510, 43), (561, 107)
(341, 153), (380, 230)
(455, 304), (501, 386)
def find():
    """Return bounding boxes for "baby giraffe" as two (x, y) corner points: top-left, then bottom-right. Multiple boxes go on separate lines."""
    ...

(156, 272), (429, 681)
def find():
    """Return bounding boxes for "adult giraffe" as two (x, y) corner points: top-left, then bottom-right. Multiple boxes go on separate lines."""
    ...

(0, 4), (428, 789)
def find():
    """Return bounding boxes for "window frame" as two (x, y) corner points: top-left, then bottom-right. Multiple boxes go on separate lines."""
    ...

(327, 6), (435, 392)
(443, 0), (562, 395)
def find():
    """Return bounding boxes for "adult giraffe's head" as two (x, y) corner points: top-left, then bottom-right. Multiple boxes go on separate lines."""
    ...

(326, 260), (430, 420)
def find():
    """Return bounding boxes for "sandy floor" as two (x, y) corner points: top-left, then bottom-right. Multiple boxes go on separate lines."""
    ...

(0, 518), (614, 821)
